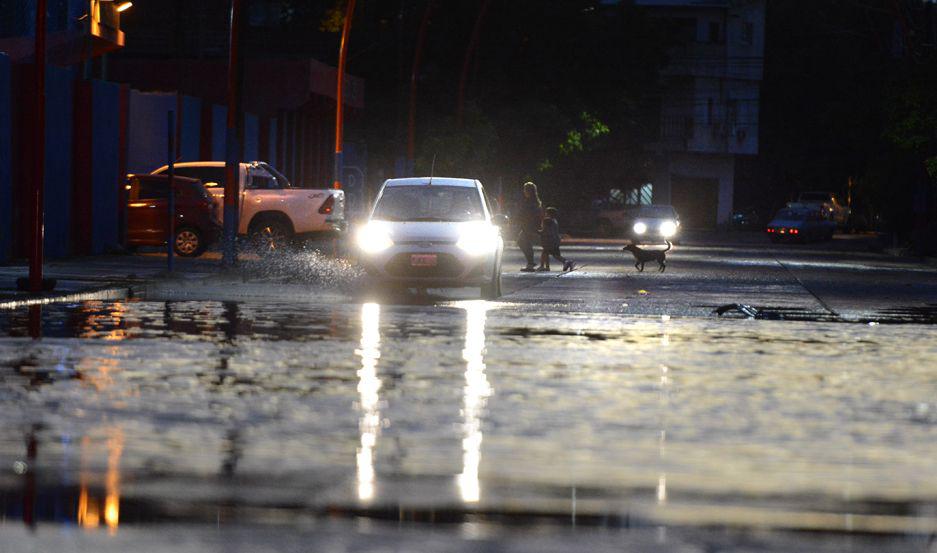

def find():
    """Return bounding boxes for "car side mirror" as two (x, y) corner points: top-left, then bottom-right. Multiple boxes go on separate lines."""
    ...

(492, 214), (509, 227)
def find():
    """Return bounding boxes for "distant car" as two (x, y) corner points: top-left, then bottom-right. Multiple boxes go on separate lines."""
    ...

(625, 204), (681, 243)
(796, 191), (850, 228)
(729, 207), (762, 230)
(356, 177), (505, 299)
(151, 161), (346, 252)
(125, 174), (221, 256)
(766, 207), (834, 243)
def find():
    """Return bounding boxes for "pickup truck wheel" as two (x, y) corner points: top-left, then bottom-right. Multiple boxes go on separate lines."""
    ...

(174, 227), (203, 257)
(250, 220), (292, 255)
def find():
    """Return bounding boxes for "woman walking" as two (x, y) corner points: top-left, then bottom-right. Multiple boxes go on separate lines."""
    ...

(516, 182), (543, 272)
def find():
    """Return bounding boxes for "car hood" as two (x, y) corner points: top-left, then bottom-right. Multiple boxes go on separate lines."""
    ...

(375, 221), (490, 243)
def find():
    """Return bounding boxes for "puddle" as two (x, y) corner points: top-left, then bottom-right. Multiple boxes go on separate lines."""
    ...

(0, 300), (935, 538)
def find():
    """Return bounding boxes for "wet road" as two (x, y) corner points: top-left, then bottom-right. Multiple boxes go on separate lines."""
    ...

(2, 242), (937, 552)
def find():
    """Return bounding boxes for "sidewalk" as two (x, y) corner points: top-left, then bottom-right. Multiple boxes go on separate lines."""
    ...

(0, 253), (222, 308)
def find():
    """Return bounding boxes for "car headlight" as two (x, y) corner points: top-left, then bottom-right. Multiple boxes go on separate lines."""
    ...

(456, 222), (499, 256)
(356, 222), (394, 254)
(659, 220), (677, 237)
(633, 222), (647, 235)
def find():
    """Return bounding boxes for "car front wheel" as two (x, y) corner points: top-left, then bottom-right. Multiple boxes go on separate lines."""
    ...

(174, 227), (203, 257)
(481, 270), (502, 300)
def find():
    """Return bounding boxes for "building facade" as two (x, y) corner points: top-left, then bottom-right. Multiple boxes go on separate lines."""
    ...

(637, 0), (765, 228)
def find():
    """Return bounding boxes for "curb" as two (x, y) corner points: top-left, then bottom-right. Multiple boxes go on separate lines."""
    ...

(0, 286), (132, 310)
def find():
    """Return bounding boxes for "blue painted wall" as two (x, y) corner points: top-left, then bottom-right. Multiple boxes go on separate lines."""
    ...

(127, 90), (175, 174)
(244, 113), (258, 161)
(211, 104), (226, 161)
(268, 118), (277, 166)
(180, 95), (201, 161)
(91, 79), (120, 254)
(43, 65), (74, 259)
(0, 54), (11, 262)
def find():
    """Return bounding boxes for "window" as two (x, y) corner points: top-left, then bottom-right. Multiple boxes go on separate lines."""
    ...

(708, 22), (723, 44)
(170, 167), (226, 188)
(740, 21), (754, 46)
(137, 178), (168, 200)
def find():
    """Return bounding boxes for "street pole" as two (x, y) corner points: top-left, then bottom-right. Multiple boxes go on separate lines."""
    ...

(167, 111), (175, 273)
(456, 0), (491, 128)
(408, 0), (435, 169)
(29, 0), (47, 294)
(333, 0), (357, 190)
(223, 0), (242, 267)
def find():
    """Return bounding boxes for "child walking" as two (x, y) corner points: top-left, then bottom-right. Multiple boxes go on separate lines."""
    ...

(537, 207), (574, 272)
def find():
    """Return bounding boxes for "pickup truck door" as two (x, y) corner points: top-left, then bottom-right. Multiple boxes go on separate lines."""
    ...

(240, 164), (287, 234)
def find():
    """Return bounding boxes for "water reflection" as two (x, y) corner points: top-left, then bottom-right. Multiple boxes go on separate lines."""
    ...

(355, 303), (382, 502)
(658, 364), (670, 507)
(77, 427), (124, 534)
(456, 301), (493, 504)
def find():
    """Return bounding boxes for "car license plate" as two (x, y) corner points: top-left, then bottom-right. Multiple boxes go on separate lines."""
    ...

(410, 254), (437, 267)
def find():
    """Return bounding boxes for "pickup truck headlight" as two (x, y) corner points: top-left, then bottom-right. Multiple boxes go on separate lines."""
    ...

(356, 222), (394, 254)
(633, 222), (647, 235)
(660, 220), (677, 237)
(457, 222), (499, 256)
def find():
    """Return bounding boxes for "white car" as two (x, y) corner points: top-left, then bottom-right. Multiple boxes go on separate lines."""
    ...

(356, 177), (505, 299)
(151, 161), (346, 251)
(625, 204), (681, 244)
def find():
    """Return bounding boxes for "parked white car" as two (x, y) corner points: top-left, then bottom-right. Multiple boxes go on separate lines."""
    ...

(356, 177), (505, 299)
(151, 161), (345, 251)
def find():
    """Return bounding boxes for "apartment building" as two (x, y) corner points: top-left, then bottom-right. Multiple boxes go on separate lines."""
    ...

(637, 0), (765, 228)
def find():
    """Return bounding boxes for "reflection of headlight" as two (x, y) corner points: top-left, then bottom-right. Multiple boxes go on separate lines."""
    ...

(356, 222), (394, 254)
(633, 222), (647, 235)
(659, 220), (677, 237)
(457, 222), (499, 256)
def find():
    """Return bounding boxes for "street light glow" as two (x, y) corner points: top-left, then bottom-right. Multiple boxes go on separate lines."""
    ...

(116, 1), (132, 12)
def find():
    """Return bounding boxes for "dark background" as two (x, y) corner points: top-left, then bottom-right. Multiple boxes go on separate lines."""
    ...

(112, 0), (936, 248)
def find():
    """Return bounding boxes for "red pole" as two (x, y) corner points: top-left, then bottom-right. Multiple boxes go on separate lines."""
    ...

(456, 0), (491, 128)
(333, 0), (357, 190)
(408, 0), (435, 166)
(29, 0), (46, 293)
(222, 0), (242, 266)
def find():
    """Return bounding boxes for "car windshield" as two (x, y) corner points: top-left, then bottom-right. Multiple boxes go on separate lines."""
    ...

(775, 209), (807, 221)
(372, 185), (484, 222)
(633, 205), (676, 219)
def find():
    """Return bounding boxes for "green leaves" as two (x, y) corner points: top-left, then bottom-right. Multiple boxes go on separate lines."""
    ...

(558, 112), (610, 156)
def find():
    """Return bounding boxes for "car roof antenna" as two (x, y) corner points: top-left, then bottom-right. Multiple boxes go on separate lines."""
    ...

(428, 153), (436, 185)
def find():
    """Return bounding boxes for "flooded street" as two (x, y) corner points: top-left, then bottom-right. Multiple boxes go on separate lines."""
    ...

(2, 295), (936, 547)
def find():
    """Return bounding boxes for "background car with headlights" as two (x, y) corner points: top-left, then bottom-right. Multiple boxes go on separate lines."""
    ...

(625, 204), (681, 244)
(356, 177), (505, 299)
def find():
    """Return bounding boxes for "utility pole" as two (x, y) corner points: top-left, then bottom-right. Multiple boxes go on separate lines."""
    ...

(456, 0), (492, 128)
(222, 0), (242, 267)
(333, 0), (357, 190)
(29, 0), (47, 293)
(408, 0), (435, 168)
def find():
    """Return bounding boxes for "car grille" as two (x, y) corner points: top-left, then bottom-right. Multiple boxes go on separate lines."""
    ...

(385, 253), (463, 278)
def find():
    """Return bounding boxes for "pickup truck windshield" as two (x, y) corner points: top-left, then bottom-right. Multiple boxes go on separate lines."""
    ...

(373, 186), (484, 222)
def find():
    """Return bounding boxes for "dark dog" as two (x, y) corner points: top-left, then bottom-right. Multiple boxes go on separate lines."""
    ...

(622, 241), (672, 272)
